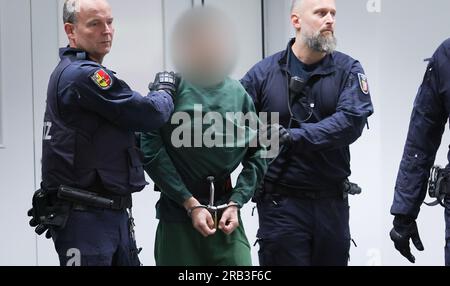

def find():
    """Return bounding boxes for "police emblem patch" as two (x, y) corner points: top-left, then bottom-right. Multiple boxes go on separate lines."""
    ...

(358, 73), (369, 95)
(91, 69), (113, 90)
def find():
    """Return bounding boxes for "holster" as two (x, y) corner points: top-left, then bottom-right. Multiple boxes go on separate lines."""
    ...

(428, 166), (450, 199)
(31, 188), (72, 230)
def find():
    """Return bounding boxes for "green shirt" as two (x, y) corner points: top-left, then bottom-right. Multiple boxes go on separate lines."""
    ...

(141, 78), (268, 221)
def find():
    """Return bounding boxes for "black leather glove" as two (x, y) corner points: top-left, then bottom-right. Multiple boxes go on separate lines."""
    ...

(277, 125), (293, 148)
(149, 71), (180, 99)
(28, 188), (71, 239)
(390, 215), (424, 263)
(259, 124), (293, 150)
(28, 208), (52, 239)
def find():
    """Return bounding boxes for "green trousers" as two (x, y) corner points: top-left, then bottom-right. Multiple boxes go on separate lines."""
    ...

(154, 217), (252, 266)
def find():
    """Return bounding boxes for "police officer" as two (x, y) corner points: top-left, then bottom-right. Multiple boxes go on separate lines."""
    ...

(27, 0), (176, 266)
(241, 0), (373, 266)
(390, 39), (450, 265)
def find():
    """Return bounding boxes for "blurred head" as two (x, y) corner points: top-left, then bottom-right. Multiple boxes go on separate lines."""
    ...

(171, 7), (238, 88)
(291, 0), (337, 54)
(63, 0), (114, 63)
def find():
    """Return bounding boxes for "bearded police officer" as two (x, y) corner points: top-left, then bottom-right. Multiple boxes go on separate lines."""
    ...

(241, 0), (374, 266)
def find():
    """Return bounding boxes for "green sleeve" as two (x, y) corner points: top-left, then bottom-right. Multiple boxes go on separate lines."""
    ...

(141, 131), (193, 206)
(230, 93), (269, 207)
(230, 148), (268, 207)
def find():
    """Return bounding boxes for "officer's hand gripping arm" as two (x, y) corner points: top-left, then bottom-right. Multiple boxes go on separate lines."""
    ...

(287, 62), (374, 153)
(149, 71), (181, 100)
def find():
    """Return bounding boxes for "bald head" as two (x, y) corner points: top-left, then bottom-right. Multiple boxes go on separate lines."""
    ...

(291, 0), (303, 13)
(291, 0), (337, 14)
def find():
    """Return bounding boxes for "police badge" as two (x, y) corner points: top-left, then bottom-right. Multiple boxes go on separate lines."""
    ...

(358, 73), (369, 95)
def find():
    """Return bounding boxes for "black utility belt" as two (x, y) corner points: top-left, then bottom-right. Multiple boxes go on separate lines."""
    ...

(263, 181), (345, 200)
(57, 185), (132, 210)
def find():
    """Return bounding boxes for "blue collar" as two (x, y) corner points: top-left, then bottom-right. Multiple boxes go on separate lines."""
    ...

(59, 46), (89, 61)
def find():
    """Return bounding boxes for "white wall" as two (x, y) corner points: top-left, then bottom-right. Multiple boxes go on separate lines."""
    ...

(0, 6), (3, 148)
(263, 0), (293, 56)
(31, 0), (62, 266)
(2, 0), (450, 266)
(0, 0), (37, 266)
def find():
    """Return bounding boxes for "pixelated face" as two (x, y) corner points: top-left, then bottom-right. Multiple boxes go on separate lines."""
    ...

(68, 0), (114, 62)
(292, 0), (336, 40)
(171, 8), (238, 88)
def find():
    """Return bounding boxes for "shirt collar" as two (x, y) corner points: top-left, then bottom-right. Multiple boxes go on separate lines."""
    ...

(279, 38), (336, 77)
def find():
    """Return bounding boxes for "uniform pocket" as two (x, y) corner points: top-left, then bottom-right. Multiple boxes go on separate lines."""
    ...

(127, 147), (148, 188)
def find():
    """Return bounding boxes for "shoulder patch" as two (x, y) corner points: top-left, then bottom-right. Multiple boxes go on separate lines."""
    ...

(358, 73), (369, 95)
(91, 68), (113, 90)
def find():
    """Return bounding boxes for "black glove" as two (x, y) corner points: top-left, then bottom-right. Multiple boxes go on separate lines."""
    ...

(390, 215), (424, 263)
(28, 208), (52, 239)
(28, 188), (71, 239)
(278, 125), (293, 148)
(259, 124), (293, 150)
(149, 71), (180, 99)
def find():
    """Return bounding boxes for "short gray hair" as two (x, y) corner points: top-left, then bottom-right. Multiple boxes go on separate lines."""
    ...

(291, 0), (303, 12)
(63, 0), (80, 24)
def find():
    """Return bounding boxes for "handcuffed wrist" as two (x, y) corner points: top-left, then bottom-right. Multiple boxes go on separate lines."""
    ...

(187, 205), (208, 218)
(226, 202), (240, 209)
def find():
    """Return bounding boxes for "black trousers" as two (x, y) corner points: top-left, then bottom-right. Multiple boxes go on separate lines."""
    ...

(257, 192), (351, 266)
(51, 208), (140, 266)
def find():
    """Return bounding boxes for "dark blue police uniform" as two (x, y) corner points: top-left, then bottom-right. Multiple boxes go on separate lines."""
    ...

(241, 39), (374, 266)
(42, 47), (174, 266)
(391, 39), (450, 265)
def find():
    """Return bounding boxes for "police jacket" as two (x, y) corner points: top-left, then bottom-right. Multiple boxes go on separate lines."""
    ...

(42, 47), (174, 196)
(392, 39), (450, 218)
(241, 39), (374, 192)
